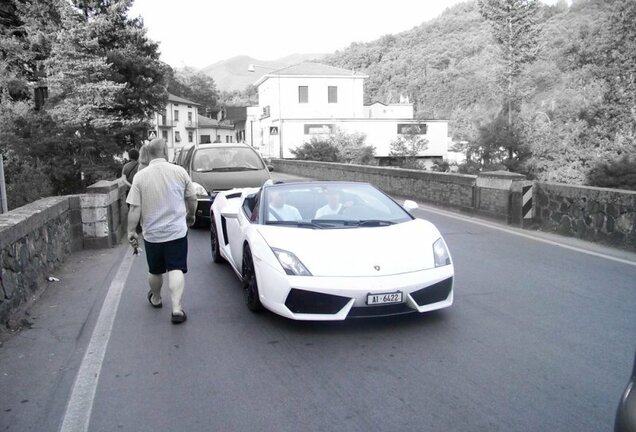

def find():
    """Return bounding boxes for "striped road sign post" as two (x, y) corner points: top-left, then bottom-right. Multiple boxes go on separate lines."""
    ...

(522, 184), (533, 222)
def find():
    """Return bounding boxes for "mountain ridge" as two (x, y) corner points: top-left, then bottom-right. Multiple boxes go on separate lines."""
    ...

(200, 53), (325, 92)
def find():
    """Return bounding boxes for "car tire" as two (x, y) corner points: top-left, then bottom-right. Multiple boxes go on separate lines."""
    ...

(210, 216), (223, 264)
(242, 245), (263, 312)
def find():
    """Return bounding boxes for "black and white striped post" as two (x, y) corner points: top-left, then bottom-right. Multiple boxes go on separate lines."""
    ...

(522, 183), (534, 222)
(508, 179), (534, 227)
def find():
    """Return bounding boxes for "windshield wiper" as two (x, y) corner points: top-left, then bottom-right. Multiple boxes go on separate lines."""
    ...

(265, 220), (323, 229)
(309, 219), (395, 227)
(357, 220), (396, 227)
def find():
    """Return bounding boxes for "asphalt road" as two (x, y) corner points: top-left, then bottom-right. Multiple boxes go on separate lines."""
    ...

(1, 188), (635, 431)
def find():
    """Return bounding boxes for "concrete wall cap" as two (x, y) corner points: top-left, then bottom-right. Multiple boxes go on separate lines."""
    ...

(478, 171), (527, 180)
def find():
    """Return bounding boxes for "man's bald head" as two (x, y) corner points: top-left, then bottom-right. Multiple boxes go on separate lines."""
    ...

(147, 138), (168, 159)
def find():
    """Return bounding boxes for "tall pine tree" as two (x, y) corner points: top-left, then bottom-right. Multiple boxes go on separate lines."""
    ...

(478, 0), (541, 162)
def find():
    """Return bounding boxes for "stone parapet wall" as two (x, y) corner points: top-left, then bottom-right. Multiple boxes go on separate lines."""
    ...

(0, 180), (128, 325)
(535, 182), (636, 250)
(272, 159), (477, 213)
(273, 159), (636, 251)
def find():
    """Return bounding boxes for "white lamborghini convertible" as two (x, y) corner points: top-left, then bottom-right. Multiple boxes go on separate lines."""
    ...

(209, 181), (454, 320)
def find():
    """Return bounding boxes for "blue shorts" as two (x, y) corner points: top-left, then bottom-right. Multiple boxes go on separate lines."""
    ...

(144, 235), (188, 275)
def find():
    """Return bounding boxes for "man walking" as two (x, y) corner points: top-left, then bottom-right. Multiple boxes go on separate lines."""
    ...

(126, 138), (197, 324)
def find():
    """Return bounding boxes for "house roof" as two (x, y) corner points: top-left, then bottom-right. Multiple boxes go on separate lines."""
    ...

(197, 114), (234, 130)
(255, 62), (368, 86)
(167, 93), (200, 106)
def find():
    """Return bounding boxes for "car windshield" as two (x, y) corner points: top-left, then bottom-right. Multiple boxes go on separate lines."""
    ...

(263, 183), (413, 228)
(192, 147), (265, 172)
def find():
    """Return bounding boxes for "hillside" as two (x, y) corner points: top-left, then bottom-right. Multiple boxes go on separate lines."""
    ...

(200, 53), (325, 91)
(323, 0), (636, 185)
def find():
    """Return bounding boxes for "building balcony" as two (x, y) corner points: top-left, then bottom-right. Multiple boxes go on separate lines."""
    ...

(157, 120), (175, 128)
(185, 121), (197, 128)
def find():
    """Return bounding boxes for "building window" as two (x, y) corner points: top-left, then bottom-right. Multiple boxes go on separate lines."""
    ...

(175, 131), (181, 142)
(161, 130), (168, 140)
(304, 124), (334, 134)
(201, 135), (211, 144)
(174, 109), (179, 121)
(188, 131), (193, 143)
(226, 135), (233, 143)
(298, 86), (308, 103)
(328, 86), (337, 103)
(188, 112), (192, 122)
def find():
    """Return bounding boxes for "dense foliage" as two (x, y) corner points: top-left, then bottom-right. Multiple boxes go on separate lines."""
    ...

(324, 0), (636, 189)
(291, 129), (375, 165)
(166, 66), (219, 116)
(0, 0), (168, 207)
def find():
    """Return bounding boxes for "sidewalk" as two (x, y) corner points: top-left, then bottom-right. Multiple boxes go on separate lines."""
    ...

(0, 243), (129, 431)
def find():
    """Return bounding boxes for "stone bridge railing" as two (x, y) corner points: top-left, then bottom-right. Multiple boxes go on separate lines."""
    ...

(271, 159), (636, 251)
(0, 179), (127, 325)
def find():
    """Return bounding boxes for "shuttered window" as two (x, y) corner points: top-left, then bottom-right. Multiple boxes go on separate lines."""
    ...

(298, 86), (308, 103)
(328, 86), (337, 103)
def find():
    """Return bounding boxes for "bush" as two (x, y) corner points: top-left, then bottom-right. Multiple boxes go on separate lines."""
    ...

(586, 156), (636, 191)
(291, 138), (339, 162)
(291, 129), (376, 165)
(3, 152), (54, 210)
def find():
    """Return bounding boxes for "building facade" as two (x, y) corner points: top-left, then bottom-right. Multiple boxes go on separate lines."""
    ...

(248, 62), (449, 163)
(150, 93), (200, 161)
(150, 93), (236, 160)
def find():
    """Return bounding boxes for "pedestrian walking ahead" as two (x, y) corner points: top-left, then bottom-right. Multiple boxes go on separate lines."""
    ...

(126, 138), (197, 324)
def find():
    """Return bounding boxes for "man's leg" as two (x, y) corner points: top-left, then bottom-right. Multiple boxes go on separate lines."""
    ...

(148, 273), (163, 306)
(167, 270), (185, 315)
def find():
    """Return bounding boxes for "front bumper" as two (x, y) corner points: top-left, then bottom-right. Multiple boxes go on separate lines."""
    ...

(195, 194), (216, 221)
(255, 260), (454, 320)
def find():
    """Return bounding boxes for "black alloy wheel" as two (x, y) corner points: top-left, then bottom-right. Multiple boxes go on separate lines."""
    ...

(242, 245), (263, 312)
(210, 216), (223, 264)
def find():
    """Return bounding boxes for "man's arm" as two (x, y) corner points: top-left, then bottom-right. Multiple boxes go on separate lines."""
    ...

(185, 196), (197, 227)
(127, 205), (141, 245)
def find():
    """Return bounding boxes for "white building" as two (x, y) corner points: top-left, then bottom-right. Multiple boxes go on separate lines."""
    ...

(150, 93), (237, 160)
(150, 93), (200, 161)
(247, 62), (449, 163)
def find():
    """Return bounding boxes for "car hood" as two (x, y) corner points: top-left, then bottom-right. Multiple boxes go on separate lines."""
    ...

(257, 219), (443, 277)
(192, 170), (270, 193)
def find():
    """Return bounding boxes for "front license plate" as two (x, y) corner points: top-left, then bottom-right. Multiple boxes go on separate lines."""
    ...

(367, 291), (403, 305)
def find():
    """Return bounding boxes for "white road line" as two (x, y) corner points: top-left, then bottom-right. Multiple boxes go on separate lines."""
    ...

(59, 252), (134, 432)
(412, 204), (636, 268)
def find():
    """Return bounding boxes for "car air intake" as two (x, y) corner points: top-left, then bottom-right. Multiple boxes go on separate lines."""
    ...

(410, 277), (453, 306)
(285, 289), (350, 314)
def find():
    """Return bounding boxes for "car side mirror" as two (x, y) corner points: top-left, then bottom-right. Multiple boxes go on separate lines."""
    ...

(267, 165), (274, 172)
(403, 200), (418, 211)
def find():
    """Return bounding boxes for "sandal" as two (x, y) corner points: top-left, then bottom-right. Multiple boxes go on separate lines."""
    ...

(171, 310), (187, 324)
(147, 291), (162, 308)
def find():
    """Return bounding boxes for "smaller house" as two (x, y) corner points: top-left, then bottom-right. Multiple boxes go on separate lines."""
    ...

(198, 115), (235, 144)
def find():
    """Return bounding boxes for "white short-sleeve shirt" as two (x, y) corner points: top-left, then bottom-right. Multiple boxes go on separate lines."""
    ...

(126, 159), (196, 243)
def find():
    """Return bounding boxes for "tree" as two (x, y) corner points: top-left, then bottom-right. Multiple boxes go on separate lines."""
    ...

(329, 129), (375, 165)
(477, 0), (541, 161)
(71, 0), (169, 146)
(1, 0), (169, 203)
(168, 67), (219, 116)
(389, 126), (428, 169)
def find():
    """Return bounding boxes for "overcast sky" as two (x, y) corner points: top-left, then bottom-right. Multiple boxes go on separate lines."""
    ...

(129, 0), (565, 70)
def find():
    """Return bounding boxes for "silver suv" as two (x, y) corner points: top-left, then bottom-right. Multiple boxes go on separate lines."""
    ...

(179, 144), (272, 225)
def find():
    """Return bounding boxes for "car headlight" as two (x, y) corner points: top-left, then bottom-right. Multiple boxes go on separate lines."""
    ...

(192, 182), (208, 196)
(433, 238), (451, 267)
(272, 248), (312, 276)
